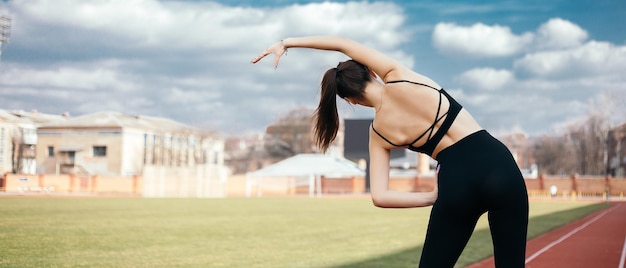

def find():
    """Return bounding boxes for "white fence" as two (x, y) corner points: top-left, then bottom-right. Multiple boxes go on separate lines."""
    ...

(142, 164), (228, 198)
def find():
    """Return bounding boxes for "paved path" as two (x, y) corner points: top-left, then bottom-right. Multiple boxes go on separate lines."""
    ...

(468, 201), (626, 268)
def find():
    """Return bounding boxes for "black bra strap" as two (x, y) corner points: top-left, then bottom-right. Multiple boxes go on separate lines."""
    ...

(406, 91), (445, 145)
(371, 124), (402, 147)
(386, 80), (440, 91)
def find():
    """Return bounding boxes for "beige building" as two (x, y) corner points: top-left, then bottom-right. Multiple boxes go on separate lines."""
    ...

(36, 111), (223, 176)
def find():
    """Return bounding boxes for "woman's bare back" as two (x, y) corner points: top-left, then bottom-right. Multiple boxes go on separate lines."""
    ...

(373, 71), (482, 158)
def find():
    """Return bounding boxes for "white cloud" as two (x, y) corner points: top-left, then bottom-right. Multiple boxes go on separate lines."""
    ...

(11, 0), (407, 53)
(13, 1), (257, 49)
(456, 68), (515, 91)
(432, 22), (533, 57)
(443, 17), (626, 134)
(278, 2), (407, 48)
(454, 90), (491, 106)
(0, 64), (138, 91)
(534, 18), (588, 50)
(514, 41), (626, 78)
(164, 87), (220, 104)
(432, 18), (589, 58)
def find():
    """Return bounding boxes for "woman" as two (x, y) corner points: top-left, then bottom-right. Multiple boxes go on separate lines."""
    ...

(252, 36), (528, 267)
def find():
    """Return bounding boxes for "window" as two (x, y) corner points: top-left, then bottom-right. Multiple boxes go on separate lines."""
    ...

(48, 146), (54, 157)
(93, 146), (107, 157)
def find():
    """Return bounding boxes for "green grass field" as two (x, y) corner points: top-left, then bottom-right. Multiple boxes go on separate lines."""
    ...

(0, 197), (608, 268)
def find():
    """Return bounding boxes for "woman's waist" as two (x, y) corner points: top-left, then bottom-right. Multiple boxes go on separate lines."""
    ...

(431, 125), (484, 160)
(435, 128), (510, 164)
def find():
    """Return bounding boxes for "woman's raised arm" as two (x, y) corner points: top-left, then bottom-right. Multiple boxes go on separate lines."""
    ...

(252, 36), (402, 81)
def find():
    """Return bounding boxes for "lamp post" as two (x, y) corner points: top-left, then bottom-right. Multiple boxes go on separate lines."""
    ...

(0, 15), (11, 61)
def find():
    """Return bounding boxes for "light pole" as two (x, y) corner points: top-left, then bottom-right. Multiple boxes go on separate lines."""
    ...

(0, 15), (11, 61)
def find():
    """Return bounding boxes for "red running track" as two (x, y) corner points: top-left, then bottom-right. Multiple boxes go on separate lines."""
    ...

(468, 201), (626, 268)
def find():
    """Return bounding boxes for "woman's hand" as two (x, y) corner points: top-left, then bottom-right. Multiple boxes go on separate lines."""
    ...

(251, 40), (288, 69)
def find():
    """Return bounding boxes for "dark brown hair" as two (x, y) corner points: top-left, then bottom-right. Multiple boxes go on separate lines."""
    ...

(314, 60), (371, 152)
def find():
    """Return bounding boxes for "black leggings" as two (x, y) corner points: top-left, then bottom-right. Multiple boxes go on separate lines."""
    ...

(418, 130), (529, 267)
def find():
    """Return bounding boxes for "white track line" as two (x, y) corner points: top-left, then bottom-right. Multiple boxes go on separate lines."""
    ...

(525, 205), (619, 264)
(617, 236), (626, 268)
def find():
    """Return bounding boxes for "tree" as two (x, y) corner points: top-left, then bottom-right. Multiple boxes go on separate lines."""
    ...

(264, 107), (316, 158)
(533, 135), (577, 175)
(563, 120), (603, 175)
(529, 90), (625, 176)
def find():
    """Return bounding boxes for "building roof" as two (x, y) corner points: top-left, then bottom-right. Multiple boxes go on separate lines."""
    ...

(38, 111), (197, 133)
(0, 109), (22, 123)
(246, 153), (365, 178)
(0, 109), (67, 125)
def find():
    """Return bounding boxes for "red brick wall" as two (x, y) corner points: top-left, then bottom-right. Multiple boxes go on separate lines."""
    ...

(525, 174), (626, 195)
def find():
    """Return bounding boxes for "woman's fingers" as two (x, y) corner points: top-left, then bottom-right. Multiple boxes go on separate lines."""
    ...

(251, 50), (270, 64)
(273, 53), (282, 69)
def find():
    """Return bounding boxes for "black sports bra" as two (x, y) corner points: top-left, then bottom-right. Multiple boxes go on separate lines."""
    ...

(371, 80), (463, 156)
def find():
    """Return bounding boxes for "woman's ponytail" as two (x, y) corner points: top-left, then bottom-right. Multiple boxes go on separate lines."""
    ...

(314, 60), (370, 153)
(314, 68), (340, 152)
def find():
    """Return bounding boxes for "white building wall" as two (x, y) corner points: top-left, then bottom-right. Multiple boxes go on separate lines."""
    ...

(142, 164), (228, 198)
(121, 129), (147, 176)
(0, 123), (12, 173)
(203, 137), (225, 165)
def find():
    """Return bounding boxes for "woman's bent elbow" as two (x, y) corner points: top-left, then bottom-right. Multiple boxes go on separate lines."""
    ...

(371, 197), (386, 208)
(371, 194), (394, 208)
(370, 194), (384, 207)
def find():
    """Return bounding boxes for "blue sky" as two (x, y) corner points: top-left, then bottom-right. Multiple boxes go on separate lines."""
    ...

(0, 0), (624, 136)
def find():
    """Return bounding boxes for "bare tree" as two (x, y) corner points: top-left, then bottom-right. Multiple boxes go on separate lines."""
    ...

(566, 116), (607, 175)
(533, 135), (577, 175)
(558, 91), (617, 175)
(264, 107), (316, 157)
(597, 90), (626, 128)
(531, 91), (624, 176)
